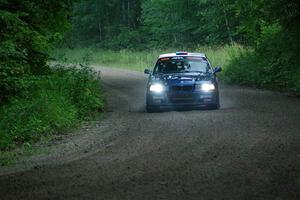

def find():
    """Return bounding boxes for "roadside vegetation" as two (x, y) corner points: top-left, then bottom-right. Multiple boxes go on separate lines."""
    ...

(0, 0), (103, 163)
(225, 25), (300, 94)
(52, 45), (241, 73)
(0, 65), (103, 151)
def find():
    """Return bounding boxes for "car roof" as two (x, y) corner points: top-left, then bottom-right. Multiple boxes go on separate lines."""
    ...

(158, 52), (206, 59)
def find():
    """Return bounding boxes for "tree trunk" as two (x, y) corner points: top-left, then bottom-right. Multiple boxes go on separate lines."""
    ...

(98, 22), (102, 42)
(122, 0), (126, 26)
(220, 0), (234, 44)
(127, 0), (130, 27)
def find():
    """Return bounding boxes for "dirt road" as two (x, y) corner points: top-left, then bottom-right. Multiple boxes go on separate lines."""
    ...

(0, 67), (300, 200)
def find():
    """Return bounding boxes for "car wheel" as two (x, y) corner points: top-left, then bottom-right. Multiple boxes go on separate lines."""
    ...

(209, 95), (220, 110)
(209, 103), (220, 110)
(146, 105), (159, 113)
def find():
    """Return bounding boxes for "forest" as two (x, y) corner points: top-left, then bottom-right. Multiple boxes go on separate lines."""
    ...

(69, 0), (298, 47)
(67, 0), (300, 91)
(0, 0), (299, 154)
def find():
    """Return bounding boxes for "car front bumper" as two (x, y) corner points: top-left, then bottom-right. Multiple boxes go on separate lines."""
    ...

(146, 91), (219, 108)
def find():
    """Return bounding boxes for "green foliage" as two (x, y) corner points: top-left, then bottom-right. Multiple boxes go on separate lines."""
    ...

(54, 65), (104, 118)
(225, 0), (300, 94)
(68, 0), (142, 46)
(103, 28), (147, 50)
(0, 10), (31, 100)
(68, 0), (271, 48)
(0, 66), (104, 150)
(0, 0), (73, 101)
(0, 1), (106, 152)
(0, 91), (77, 149)
(225, 28), (300, 93)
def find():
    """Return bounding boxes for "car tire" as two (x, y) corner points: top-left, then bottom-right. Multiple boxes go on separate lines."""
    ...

(209, 95), (220, 110)
(146, 105), (159, 113)
(209, 104), (220, 110)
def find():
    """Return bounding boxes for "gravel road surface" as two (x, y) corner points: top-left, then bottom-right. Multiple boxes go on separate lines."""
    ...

(0, 67), (300, 200)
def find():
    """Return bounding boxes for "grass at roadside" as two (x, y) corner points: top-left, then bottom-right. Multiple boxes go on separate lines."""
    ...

(51, 45), (242, 74)
(0, 65), (104, 165)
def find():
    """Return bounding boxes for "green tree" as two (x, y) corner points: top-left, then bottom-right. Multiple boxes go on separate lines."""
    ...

(70, 0), (142, 47)
(0, 0), (74, 101)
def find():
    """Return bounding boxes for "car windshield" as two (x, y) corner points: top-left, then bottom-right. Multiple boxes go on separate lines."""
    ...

(154, 56), (212, 74)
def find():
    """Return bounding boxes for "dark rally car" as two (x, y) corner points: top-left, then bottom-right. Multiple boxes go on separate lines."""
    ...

(144, 52), (222, 112)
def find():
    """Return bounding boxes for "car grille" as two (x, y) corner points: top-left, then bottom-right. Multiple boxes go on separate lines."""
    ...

(171, 85), (193, 91)
(169, 93), (195, 103)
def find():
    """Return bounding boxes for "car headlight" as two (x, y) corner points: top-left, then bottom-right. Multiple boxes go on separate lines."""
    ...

(149, 83), (164, 93)
(196, 83), (215, 92)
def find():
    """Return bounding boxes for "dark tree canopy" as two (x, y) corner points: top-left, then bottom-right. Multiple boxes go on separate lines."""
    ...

(0, 0), (74, 100)
(67, 0), (299, 50)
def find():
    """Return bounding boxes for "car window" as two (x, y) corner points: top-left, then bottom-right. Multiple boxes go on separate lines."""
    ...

(154, 57), (212, 74)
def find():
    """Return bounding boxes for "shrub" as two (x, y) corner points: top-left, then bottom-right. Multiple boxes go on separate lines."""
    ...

(0, 66), (104, 150)
(0, 91), (77, 149)
(49, 65), (104, 118)
(224, 25), (300, 94)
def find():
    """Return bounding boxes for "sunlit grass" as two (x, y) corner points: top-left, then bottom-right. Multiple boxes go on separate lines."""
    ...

(52, 45), (244, 73)
(196, 44), (244, 67)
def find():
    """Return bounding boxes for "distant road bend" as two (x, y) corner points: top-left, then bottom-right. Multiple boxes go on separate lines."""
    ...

(0, 67), (300, 200)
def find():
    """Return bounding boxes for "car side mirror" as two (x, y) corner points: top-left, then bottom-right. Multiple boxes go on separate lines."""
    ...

(214, 66), (222, 74)
(144, 69), (151, 74)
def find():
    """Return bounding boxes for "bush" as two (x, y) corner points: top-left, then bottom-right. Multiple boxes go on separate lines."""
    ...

(0, 1), (73, 102)
(0, 91), (77, 149)
(224, 25), (300, 94)
(50, 65), (104, 118)
(0, 66), (104, 150)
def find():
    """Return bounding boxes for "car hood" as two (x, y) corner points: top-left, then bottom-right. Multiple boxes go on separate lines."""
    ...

(151, 73), (214, 84)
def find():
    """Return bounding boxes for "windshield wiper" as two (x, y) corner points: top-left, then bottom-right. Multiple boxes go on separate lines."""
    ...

(184, 70), (206, 74)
